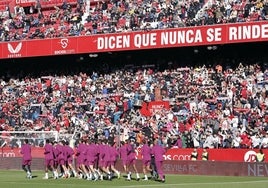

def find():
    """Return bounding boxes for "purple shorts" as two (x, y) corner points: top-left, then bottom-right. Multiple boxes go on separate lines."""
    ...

(109, 161), (116, 167)
(99, 160), (109, 168)
(142, 159), (151, 166)
(121, 159), (127, 166)
(76, 158), (84, 166)
(58, 159), (65, 165)
(67, 158), (73, 164)
(86, 159), (95, 166)
(103, 161), (109, 168)
(22, 159), (31, 166)
(45, 158), (54, 166)
(54, 159), (58, 166)
(127, 158), (136, 166)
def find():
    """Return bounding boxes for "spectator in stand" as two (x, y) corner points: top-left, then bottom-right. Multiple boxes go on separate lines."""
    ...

(232, 132), (242, 148)
(36, 0), (42, 15)
(1, 0), (268, 41)
(2, 55), (268, 154)
(222, 132), (233, 148)
(212, 133), (221, 148)
(62, 0), (70, 10)
(185, 131), (194, 148)
(77, 0), (84, 8)
(251, 133), (262, 149)
(203, 131), (215, 149)
(168, 134), (183, 148)
(260, 134), (268, 148)
(240, 131), (252, 148)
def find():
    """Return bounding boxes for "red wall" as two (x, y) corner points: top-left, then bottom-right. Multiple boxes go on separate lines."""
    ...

(0, 158), (267, 177)
(2, 147), (267, 162)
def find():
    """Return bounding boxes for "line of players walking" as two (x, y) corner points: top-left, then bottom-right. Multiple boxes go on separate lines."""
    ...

(41, 137), (166, 182)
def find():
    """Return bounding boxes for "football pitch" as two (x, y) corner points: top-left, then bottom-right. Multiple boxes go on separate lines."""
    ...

(0, 170), (267, 188)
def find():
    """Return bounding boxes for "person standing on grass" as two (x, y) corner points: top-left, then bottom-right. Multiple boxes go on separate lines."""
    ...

(98, 139), (112, 180)
(126, 138), (140, 181)
(141, 139), (152, 181)
(85, 139), (99, 180)
(119, 140), (128, 177)
(52, 140), (60, 179)
(75, 138), (89, 179)
(65, 140), (77, 178)
(109, 142), (121, 179)
(151, 139), (166, 183)
(20, 139), (32, 179)
(56, 140), (69, 178)
(43, 139), (55, 179)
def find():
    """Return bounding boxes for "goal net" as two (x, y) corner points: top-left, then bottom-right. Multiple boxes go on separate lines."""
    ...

(0, 131), (59, 148)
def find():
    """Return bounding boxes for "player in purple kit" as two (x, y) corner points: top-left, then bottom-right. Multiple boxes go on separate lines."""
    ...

(126, 138), (140, 181)
(85, 139), (99, 180)
(52, 140), (60, 179)
(94, 139), (102, 180)
(75, 139), (88, 179)
(20, 139), (32, 179)
(119, 140), (128, 176)
(57, 140), (69, 178)
(98, 139), (112, 180)
(64, 140), (77, 178)
(109, 142), (120, 179)
(151, 139), (166, 182)
(43, 139), (55, 179)
(141, 139), (152, 181)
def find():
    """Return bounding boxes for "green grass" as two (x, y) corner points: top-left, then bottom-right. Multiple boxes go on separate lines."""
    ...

(0, 171), (267, 188)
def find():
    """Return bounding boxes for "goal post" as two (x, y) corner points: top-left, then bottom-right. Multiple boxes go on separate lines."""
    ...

(0, 131), (59, 148)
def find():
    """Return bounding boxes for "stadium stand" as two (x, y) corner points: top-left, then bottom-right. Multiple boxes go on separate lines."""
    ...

(1, 42), (268, 150)
(0, 0), (267, 41)
(0, 1), (268, 151)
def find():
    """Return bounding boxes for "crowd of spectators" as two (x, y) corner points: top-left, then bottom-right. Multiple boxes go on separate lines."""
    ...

(1, 55), (268, 150)
(0, 0), (268, 150)
(0, 0), (268, 41)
